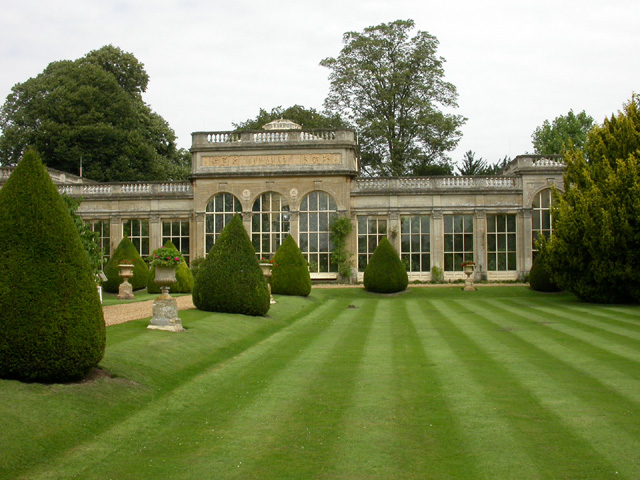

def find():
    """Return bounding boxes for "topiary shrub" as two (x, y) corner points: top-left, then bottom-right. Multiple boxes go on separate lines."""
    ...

(102, 236), (149, 293)
(147, 241), (194, 294)
(0, 149), (105, 383)
(529, 252), (561, 292)
(192, 214), (270, 316)
(364, 237), (409, 293)
(271, 235), (312, 297)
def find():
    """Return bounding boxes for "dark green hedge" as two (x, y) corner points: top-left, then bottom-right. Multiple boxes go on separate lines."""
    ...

(147, 241), (194, 294)
(529, 252), (561, 293)
(271, 235), (311, 297)
(103, 236), (149, 293)
(363, 237), (408, 294)
(0, 149), (105, 382)
(192, 214), (269, 316)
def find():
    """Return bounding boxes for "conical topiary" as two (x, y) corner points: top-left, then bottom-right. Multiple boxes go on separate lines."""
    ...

(193, 214), (270, 316)
(147, 241), (194, 294)
(0, 149), (105, 382)
(103, 236), (149, 293)
(363, 237), (409, 294)
(529, 251), (561, 292)
(271, 235), (312, 297)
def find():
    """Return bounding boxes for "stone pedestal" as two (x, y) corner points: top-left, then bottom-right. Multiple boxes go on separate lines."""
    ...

(118, 280), (134, 300)
(148, 297), (185, 332)
(463, 265), (477, 292)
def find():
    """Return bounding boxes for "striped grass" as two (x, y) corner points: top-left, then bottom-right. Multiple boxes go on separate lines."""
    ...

(1, 286), (639, 479)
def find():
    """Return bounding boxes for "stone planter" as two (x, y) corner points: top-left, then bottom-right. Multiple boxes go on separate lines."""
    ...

(117, 263), (135, 300)
(259, 262), (276, 304)
(148, 265), (184, 332)
(462, 263), (476, 292)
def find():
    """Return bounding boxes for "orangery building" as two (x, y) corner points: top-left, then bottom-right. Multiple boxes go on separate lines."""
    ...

(1, 120), (564, 282)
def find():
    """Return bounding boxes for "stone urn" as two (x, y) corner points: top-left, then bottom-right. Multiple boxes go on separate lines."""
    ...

(462, 262), (477, 292)
(117, 263), (135, 300)
(154, 266), (177, 299)
(259, 262), (276, 304)
(148, 266), (184, 332)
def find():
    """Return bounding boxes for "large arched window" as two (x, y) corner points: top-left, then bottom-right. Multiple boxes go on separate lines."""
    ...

(205, 193), (241, 253)
(299, 191), (338, 273)
(252, 192), (290, 259)
(532, 189), (553, 257)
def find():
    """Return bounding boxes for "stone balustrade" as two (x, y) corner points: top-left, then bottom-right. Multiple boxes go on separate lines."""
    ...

(352, 176), (519, 193)
(56, 182), (192, 197)
(503, 155), (564, 174)
(192, 128), (353, 147)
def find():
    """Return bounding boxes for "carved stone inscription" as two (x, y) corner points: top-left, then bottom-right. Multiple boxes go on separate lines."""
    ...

(202, 153), (342, 167)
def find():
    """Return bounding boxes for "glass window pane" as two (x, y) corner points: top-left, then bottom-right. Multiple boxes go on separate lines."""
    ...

(421, 216), (430, 233)
(464, 234), (473, 251)
(463, 215), (473, 232)
(444, 215), (453, 233)
(507, 215), (516, 232)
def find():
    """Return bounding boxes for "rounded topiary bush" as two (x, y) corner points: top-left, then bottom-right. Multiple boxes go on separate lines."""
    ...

(192, 214), (270, 316)
(529, 252), (561, 292)
(103, 236), (149, 293)
(364, 237), (409, 294)
(147, 241), (194, 294)
(0, 149), (105, 383)
(271, 235), (312, 297)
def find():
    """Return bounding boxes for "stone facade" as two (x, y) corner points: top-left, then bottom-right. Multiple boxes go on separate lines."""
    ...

(0, 124), (565, 283)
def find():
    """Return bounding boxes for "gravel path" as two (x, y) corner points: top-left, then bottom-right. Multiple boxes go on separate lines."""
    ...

(103, 295), (195, 326)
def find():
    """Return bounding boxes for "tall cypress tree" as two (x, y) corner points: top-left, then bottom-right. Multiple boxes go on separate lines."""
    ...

(0, 149), (105, 382)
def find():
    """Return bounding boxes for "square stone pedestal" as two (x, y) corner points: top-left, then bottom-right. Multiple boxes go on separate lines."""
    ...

(118, 281), (134, 300)
(148, 297), (185, 332)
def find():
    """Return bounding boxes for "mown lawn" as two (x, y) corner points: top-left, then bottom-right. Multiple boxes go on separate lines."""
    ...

(1, 286), (639, 479)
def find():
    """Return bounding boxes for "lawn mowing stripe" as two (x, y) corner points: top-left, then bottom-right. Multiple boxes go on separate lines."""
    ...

(453, 298), (640, 479)
(471, 298), (640, 411)
(522, 300), (640, 343)
(566, 303), (640, 327)
(388, 299), (482, 479)
(429, 298), (619, 479)
(485, 298), (640, 383)
(16, 296), (350, 480)
(414, 299), (545, 479)
(216, 297), (379, 480)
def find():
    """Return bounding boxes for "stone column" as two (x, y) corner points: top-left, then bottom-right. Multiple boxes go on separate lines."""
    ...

(431, 210), (444, 277)
(242, 211), (252, 237)
(521, 208), (533, 276)
(150, 214), (162, 251)
(194, 211), (205, 260)
(288, 210), (299, 244)
(388, 211), (401, 253)
(110, 215), (122, 255)
(474, 210), (487, 281)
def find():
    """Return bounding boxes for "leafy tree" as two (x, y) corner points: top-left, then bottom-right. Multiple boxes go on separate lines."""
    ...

(321, 19), (465, 177)
(543, 95), (640, 303)
(531, 109), (594, 155)
(363, 237), (408, 293)
(233, 105), (349, 131)
(456, 151), (489, 175)
(192, 215), (269, 316)
(0, 149), (105, 382)
(529, 251), (560, 292)
(62, 195), (105, 278)
(102, 236), (149, 293)
(271, 235), (312, 296)
(0, 45), (189, 181)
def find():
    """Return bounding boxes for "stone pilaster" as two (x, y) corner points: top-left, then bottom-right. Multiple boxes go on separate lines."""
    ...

(431, 210), (444, 273)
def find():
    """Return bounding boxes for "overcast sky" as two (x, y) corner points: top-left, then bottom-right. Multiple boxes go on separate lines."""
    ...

(1, 0), (638, 168)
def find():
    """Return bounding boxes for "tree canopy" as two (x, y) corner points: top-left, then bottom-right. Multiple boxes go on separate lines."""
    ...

(531, 109), (594, 155)
(233, 105), (349, 131)
(0, 45), (189, 181)
(543, 95), (640, 303)
(321, 19), (465, 177)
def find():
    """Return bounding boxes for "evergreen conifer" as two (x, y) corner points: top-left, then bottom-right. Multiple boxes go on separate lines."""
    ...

(363, 237), (408, 293)
(192, 215), (269, 316)
(0, 149), (105, 382)
(271, 235), (312, 296)
(102, 236), (149, 293)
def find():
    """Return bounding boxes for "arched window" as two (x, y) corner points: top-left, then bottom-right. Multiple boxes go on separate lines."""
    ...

(251, 192), (290, 259)
(532, 189), (553, 257)
(205, 193), (241, 253)
(299, 191), (338, 273)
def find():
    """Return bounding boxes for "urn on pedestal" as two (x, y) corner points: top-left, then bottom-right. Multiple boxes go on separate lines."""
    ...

(117, 262), (135, 300)
(147, 246), (185, 332)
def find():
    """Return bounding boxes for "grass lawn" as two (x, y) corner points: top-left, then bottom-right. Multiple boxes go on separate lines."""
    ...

(1, 286), (639, 479)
